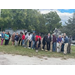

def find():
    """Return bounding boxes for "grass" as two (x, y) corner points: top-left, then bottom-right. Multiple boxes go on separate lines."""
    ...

(0, 40), (75, 59)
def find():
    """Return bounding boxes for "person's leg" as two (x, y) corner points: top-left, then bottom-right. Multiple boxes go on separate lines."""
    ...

(47, 42), (48, 50)
(64, 43), (68, 54)
(49, 42), (50, 51)
(5, 40), (6, 45)
(29, 41), (30, 47)
(32, 41), (34, 49)
(1, 39), (3, 45)
(52, 43), (54, 51)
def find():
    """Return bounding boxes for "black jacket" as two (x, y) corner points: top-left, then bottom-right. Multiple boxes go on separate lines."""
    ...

(46, 36), (51, 43)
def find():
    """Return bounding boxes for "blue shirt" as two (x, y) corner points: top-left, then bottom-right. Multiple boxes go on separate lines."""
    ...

(1, 33), (5, 38)
(57, 37), (62, 43)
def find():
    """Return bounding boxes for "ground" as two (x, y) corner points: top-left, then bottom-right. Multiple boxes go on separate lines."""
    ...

(0, 53), (75, 65)
(0, 41), (75, 65)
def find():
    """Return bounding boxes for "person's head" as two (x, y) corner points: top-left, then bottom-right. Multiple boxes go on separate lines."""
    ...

(48, 33), (50, 36)
(59, 35), (61, 38)
(16, 33), (18, 35)
(21, 32), (23, 35)
(64, 33), (66, 36)
(29, 33), (31, 35)
(62, 35), (64, 38)
(33, 32), (35, 35)
(13, 32), (15, 35)
(2, 31), (5, 34)
(64, 36), (66, 38)
(69, 35), (72, 38)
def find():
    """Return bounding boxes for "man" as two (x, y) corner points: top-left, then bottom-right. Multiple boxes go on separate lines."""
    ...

(67, 35), (72, 54)
(57, 35), (62, 52)
(18, 32), (22, 46)
(15, 33), (19, 46)
(64, 36), (69, 54)
(8, 32), (11, 44)
(1, 31), (5, 45)
(46, 33), (51, 51)
(42, 35), (47, 50)
(52, 33), (56, 52)
(32, 31), (36, 49)
(24, 32), (28, 48)
(61, 35), (64, 52)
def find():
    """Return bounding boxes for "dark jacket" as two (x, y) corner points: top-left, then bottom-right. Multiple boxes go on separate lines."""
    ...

(64, 37), (68, 43)
(42, 36), (46, 44)
(53, 35), (56, 43)
(46, 36), (51, 43)
(32, 34), (35, 41)
(15, 35), (19, 41)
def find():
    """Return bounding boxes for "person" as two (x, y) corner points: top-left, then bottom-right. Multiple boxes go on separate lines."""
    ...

(5, 32), (9, 45)
(35, 33), (41, 52)
(22, 32), (25, 46)
(46, 33), (51, 51)
(38, 33), (41, 49)
(32, 32), (36, 49)
(57, 35), (62, 52)
(52, 34), (56, 52)
(18, 32), (22, 46)
(64, 36), (69, 54)
(61, 35), (64, 52)
(15, 33), (19, 46)
(8, 32), (11, 44)
(1, 31), (5, 45)
(11, 32), (15, 45)
(67, 35), (72, 53)
(24, 32), (28, 48)
(42, 35), (47, 50)
(28, 33), (32, 49)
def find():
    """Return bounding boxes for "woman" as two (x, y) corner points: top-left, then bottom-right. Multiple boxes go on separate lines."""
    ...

(1, 31), (5, 45)
(12, 32), (15, 45)
(5, 32), (9, 45)
(22, 32), (25, 46)
(28, 33), (32, 49)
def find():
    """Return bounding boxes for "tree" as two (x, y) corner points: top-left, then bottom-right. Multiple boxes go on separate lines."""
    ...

(60, 12), (75, 38)
(44, 11), (62, 33)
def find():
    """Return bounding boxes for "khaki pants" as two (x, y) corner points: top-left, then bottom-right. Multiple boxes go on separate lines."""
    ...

(64, 43), (68, 54)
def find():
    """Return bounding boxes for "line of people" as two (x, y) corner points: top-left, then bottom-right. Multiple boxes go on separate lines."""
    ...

(0, 31), (72, 54)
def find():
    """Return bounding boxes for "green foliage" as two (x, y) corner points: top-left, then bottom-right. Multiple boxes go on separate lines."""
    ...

(60, 12), (75, 37)
(0, 9), (61, 34)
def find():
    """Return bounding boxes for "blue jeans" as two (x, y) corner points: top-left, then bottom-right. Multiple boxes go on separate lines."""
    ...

(52, 42), (56, 52)
(22, 40), (25, 46)
(32, 41), (35, 49)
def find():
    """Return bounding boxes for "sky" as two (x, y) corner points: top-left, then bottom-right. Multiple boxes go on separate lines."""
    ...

(39, 9), (75, 25)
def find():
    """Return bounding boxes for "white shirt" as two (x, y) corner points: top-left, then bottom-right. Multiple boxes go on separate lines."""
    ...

(28, 34), (32, 41)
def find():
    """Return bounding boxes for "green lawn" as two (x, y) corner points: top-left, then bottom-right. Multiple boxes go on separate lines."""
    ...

(0, 41), (75, 59)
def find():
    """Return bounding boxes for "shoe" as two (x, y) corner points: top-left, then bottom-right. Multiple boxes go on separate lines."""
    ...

(36, 50), (38, 52)
(45, 50), (48, 51)
(42, 49), (44, 51)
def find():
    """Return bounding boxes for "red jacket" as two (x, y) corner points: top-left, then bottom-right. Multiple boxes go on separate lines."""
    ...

(35, 35), (41, 41)
(22, 35), (25, 40)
